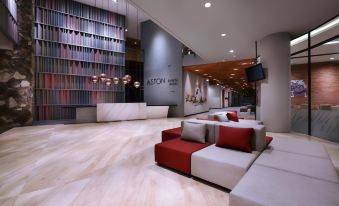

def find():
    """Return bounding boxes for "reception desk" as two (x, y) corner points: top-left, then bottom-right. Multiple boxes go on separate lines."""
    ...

(97, 103), (147, 122)
(146, 106), (169, 119)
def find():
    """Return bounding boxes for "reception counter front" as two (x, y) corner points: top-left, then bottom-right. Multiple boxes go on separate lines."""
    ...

(76, 103), (170, 123)
(97, 103), (147, 122)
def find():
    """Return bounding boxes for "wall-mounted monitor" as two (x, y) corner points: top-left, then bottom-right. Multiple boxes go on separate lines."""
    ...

(245, 63), (265, 82)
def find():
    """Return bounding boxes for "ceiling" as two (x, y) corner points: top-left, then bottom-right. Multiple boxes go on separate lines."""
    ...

(75, 0), (150, 39)
(184, 59), (255, 90)
(129, 0), (339, 63)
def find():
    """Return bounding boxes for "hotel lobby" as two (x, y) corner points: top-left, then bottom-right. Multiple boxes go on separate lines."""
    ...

(0, 0), (339, 205)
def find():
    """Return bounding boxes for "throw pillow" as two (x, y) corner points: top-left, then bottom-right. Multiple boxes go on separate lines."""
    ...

(216, 126), (254, 153)
(181, 122), (207, 143)
(226, 112), (239, 122)
(216, 114), (229, 122)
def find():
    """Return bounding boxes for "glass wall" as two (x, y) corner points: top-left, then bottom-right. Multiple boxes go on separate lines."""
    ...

(290, 54), (309, 135)
(290, 15), (339, 143)
(310, 41), (339, 143)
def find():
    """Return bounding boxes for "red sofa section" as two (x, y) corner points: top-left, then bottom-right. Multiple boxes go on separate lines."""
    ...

(155, 138), (210, 175)
(161, 127), (181, 142)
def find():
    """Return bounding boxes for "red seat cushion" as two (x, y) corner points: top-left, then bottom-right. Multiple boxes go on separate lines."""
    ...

(216, 126), (254, 153)
(226, 112), (239, 122)
(162, 127), (181, 142)
(155, 138), (210, 175)
(265, 136), (273, 146)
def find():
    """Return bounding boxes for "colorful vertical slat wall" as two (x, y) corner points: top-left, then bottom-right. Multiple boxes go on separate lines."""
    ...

(0, 0), (18, 44)
(34, 0), (126, 121)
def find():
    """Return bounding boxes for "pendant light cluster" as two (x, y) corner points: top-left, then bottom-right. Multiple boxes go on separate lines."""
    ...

(91, 74), (140, 88)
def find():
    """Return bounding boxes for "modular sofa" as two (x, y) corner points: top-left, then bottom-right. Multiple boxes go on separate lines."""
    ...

(155, 118), (267, 187)
(208, 111), (263, 125)
(155, 119), (339, 206)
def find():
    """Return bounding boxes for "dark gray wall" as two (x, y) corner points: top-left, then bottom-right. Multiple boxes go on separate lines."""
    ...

(141, 20), (184, 117)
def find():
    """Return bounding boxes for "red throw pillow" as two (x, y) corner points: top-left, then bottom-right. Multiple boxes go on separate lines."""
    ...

(227, 112), (239, 122)
(216, 126), (254, 153)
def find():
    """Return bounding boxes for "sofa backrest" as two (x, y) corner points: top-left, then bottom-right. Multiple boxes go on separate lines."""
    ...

(208, 112), (230, 121)
(182, 119), (217, 143)
(182, 119), (266, 151)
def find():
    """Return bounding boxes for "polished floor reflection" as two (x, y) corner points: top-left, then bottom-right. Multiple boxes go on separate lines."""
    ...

(0, 118), (338, 206)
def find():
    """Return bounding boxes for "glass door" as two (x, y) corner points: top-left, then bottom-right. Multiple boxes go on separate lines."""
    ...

(310, 38), (339, 143)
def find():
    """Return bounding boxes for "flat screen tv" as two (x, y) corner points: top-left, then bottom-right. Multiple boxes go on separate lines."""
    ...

(245, 63), (265, 82)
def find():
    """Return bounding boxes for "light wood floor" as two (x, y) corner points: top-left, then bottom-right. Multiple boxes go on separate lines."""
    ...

(0, 118), (338, 206)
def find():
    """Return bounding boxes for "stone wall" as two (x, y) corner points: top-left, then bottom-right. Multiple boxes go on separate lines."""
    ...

(0, 0), (34, 133)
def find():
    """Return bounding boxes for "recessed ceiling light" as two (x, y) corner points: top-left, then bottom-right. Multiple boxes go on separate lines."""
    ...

(229, 50), (234, 53)
(217, 83), (220, 86)
(195, 69), (200, 71)
(230, 74), (235, 76)
(229, 77), (234, 79)
(221, 33), (226, 37)
(233, 68), (239, 70)
(204, 2), (211, 8)
(206, 79), (209, 82)
(330, 57), (335, 60)
(112, 0), (118, 3)
(213, 79), (217, 80)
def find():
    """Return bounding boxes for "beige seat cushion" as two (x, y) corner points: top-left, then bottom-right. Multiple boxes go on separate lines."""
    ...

(230, 165), (339, 206)
(255, 149), (339, 183)
(191, 145), (259, 189)
(269, 137), (330, 159)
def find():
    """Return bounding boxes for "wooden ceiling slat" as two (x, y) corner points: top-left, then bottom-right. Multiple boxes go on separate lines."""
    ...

(183, 58), (256, 90)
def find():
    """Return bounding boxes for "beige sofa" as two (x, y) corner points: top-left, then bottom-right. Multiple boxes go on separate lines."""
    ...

(207, 112), (263, 125)
(230, 138), (339, 206)
(184, 119), (266, 189)
(181, 119), (339, 205)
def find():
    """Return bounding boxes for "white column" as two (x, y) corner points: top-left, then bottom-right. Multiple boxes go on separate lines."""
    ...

(258, 32), (291, 132)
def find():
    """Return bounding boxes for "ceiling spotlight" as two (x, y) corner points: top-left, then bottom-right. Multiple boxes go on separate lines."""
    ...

(230, 73), (235, 76)
(330, 57), (335, 60)
(229, 50), (234, 53)
(217, 83), (220, 86)
(195, 69), (200, 71)
(229, 77), (234, 79)
(204, 2), (211, 8)
(206, 78), (209, 82)
(221, 33), (226, 37)
(203, 73), (208, 76)
(233, 68), (239, 70)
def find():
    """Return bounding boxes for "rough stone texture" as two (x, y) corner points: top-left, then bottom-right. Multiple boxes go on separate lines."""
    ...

(13, 72), (26, 79)
(0, 0), (34, 133)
